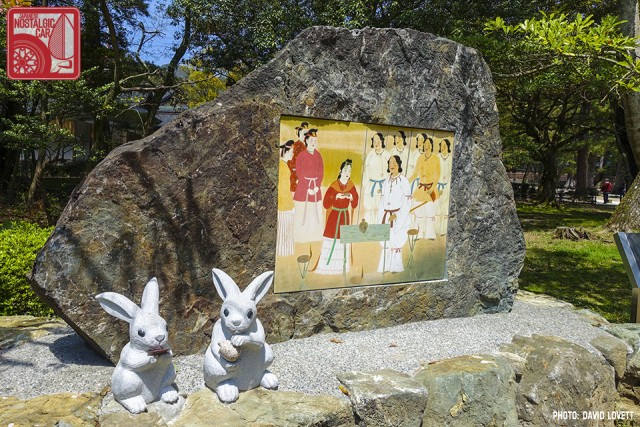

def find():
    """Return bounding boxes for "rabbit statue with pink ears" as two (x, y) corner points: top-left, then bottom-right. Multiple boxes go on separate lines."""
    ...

(96, 277), (179, 413)
(203, 269), (279, 403)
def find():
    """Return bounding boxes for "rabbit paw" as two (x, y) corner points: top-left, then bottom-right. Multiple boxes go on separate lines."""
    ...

(230, 335), (248, 347)
(120, 395), (147, 414)
(216, 383), (239, 403)
(260, 371), (279, 389)
(161, 387), (179, 404)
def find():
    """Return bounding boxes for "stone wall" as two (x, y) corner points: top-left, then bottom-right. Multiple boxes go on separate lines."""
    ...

(4, 314), (640, 427)
(31, 26), (525, 361)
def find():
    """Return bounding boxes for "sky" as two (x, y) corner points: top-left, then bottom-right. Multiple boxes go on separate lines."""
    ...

(127, 0), (190, 66)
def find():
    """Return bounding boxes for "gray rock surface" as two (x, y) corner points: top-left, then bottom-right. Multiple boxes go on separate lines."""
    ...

(590, 334), (631, 380)
(502, 335), (616, 427)
(0, 392), (103, 427)
(172, 388), (354, 427)
(31, 26), (524, 362)
(337, 369), (428, 426)
(606, 324), (640, 351)
(414, 354), (518, 427)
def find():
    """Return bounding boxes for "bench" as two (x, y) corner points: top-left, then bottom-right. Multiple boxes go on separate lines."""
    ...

(614, 232), (640, 322)
(555, 190), (597, 204)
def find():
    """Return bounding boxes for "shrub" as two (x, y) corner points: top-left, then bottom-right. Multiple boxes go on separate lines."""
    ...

(0, 221), (54, 316)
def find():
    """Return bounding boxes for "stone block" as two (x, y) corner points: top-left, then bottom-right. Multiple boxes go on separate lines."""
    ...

(0, 315), (67, 350)
(0, 392), (102, 427)
(337, 369), (428, 426)
(502, 335), (616, 426)
(591, 334), (631, 380)
(99, 393), (186, 427)
(173, 388), (355, 426)
(414, 354), (518, 426)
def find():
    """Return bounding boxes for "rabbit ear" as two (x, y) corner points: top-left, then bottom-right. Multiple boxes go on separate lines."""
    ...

(96, 292), (140, 323)
(141, 277), (159, 313)
(212, 268), (240, 301)
(243, 271), (274, 304)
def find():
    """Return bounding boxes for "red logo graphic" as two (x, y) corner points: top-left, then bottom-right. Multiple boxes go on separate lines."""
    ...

(7, 7), (81, 80)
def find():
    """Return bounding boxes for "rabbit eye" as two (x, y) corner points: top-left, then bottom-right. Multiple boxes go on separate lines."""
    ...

(223, 308), (229, 317)
(138, 329), (145, 337)
(247, 310), (254, 319)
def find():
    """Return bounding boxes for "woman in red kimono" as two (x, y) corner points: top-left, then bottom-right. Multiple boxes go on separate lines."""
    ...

(293, 129), (324, 243)
(315, 159), (359, 275)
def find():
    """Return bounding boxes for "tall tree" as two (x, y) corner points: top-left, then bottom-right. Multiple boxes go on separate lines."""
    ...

(484, 13), (627, 202)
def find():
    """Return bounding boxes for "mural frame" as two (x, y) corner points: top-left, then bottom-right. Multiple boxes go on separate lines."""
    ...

(274, 115), (455, 293)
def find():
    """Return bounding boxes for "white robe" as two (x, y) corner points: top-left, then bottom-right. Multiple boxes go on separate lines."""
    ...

(436, 153), (453, 235)
(377, 174), (411, 273)
(362, 149), (391, 224)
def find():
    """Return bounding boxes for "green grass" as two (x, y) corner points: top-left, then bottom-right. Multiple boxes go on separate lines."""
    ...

(517, 203), (631, 323)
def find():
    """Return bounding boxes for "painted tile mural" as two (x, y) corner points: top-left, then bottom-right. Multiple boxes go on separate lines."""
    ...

(275, 115), (455, 293)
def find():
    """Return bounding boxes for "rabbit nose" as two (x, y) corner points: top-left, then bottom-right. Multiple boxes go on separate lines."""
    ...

(155, 334), (165, 342)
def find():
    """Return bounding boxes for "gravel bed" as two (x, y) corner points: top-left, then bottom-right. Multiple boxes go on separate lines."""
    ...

(0, 299), (610, 400)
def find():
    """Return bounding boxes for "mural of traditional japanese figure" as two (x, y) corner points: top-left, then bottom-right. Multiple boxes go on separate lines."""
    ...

(377, 155), (412, 273)
(410, 134), (441, 240)
(313, 159), (359, 275)
(275, 115), (455, 293)
(276, 140), (295, 256)
(389, 130), (419, 179)
(287, 122), (309, 192)
(436, 138), (453, 236)
(293, 129), (324, 243)
(362, 132), (391, 224)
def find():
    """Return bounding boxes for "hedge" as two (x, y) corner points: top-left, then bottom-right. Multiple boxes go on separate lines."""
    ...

(0, 221), (54, 316)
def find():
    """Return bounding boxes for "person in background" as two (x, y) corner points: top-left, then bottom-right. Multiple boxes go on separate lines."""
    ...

(618, 181), (627, 199)
(601, 178), (613, 204)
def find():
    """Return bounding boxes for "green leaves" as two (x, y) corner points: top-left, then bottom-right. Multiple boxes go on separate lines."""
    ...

(485, 12), (640, 93)
(0, 221), (54, 316)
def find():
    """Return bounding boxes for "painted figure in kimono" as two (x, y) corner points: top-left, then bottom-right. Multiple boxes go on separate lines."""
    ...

(410, 134), (441, 240)
(378, 156), (412, 273)
(314, 159), (359, 275)
(362, 132), (391, 224)
(293, 129), (324, 242)
(436, 138), (453, 236)
(390, 130), (418, 179)
(277, 140), (295, 256)
(287, 121), (309, 192)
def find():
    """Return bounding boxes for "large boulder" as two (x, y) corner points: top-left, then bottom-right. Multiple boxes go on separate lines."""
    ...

(501, 335), (616, 426)
(414, 354), (518, 426)
(31, 26), (525, 361)
(337, 369), (428, 426)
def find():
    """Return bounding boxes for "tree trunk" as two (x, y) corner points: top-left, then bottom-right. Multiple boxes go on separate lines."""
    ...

(614, 156), (628, 193)
(618, 0), (640, 176)
(575, 145), (589, 195)
(607, 0), (640, 232)
(537, 152), (559, 204)
(615, 102), (640, 177)
(587, 151), (598, 188)
(606, 173), (640, 231)
(27, 151), (48, 205)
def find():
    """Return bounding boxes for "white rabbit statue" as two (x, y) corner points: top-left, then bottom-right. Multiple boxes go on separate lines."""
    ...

(96, 277), (179, 413)
(203, 269), (279, 403)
